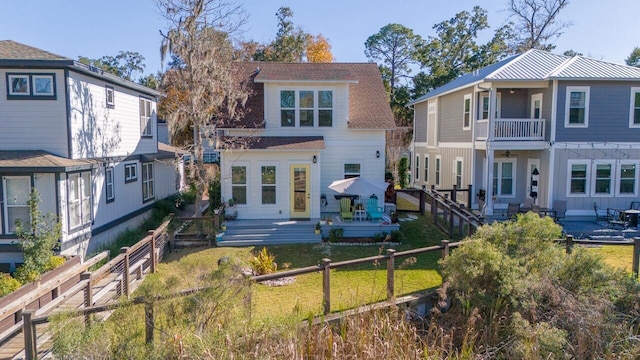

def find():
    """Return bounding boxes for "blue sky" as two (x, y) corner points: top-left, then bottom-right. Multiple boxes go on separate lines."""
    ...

(1, 1), (638, 77)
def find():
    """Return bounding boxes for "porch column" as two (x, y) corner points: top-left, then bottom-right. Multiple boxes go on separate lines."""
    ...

(486, 148), (494, 215)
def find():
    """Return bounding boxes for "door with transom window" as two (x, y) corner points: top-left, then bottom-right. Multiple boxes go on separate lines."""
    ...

(289, 164), (310, 219)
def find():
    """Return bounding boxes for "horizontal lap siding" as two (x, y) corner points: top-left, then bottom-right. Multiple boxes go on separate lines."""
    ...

(68, 72), (157, 159)
(439, 88), (472, 143)
(0, 69), (68, 156)
(414, 102), (427, 142)
(556, 80), (640, 142)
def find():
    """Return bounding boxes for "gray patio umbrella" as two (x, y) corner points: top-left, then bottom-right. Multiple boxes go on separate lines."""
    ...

(328, 177), (389, 200)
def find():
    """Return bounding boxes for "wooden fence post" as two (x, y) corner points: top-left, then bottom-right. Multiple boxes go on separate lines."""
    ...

(451, 184), (457, 203)
(633, 237), (640, 278)
(145, 301), (154, 345)
(80, 272), (93, 327)
(322, 258), (331, 315)
(419, 189), (425, 214)
(386, 249), (396, 301)
(441, 240), (450, 260)
(565, 235), (574, 255)
(467, 184), (473, 208)
(149, 230), (157, 273)
(121, 247), (130, 297)
(22, 310), (36, 360)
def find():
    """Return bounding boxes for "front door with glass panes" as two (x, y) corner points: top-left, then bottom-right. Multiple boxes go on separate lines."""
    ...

(289, 164), (310, 218)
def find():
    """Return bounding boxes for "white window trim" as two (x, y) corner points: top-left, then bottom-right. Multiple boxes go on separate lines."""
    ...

(32, 74), (54, 96)
(591, 160), (615, 197)
(629, 87), (640, 128)
(564, 86), (590, 128)
(142, 162), (155, 202)
(415, 155), (420, 181)
(7, 74), (30, 96)
(479, 92), (501, 120)
(231, 164), (248, 205)
(125, 163), (137, 183)
(140, 97), (153, 137)
(106, 85), (115, 108)
(455, 157), (463, 188)
(616, 160), (639, 196)
(479, 93), (489, 120)
(260, 163), (277, 206)
(566, 160), (591, 197)
(493, 158), (516, 198)
(462, 93), (472, 130)
(344, 162), (361, 179)
(279, 89), (334, 128)
(68, 172), (92, 230)
(424, 155), (429, 184)
(435, 155), (441, 186)
(105, 166), (115, 203)
(2, 176), (31, 234)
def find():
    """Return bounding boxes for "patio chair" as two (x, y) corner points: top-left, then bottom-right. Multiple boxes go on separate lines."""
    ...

(503, 203), (520, 218)
(366, 196), (384, 222)
(521, 198), (534, 212)
(607, 208), (629, 229)
(340, 198), (353, 221)
(552, 200), (567, 222)
(594, 202), (608, 225)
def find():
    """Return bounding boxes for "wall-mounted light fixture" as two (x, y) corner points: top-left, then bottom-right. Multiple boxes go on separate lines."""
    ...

(376, 150), (381, 158)
(313, 155), (317, 163)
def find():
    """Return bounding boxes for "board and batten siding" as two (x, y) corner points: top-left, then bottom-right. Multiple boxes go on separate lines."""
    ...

(67, 71), (157, 159)
(438, 88), (473, 143)
(555, 80), (640, 143)
(427, 99), (438, 147)
(0, 69), (68, 156)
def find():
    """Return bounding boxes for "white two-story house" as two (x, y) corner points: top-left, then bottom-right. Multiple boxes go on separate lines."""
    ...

(0, 41), (181, 272)
(410, 49), (640, 217)
(217, 62), (395, 220)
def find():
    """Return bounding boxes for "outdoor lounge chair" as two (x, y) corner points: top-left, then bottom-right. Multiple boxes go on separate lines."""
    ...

(552, 200), (567, 222)
(340, 198), (353, 221)
(594, 202), (608, 225)
(503, 203), (520, 218)
(366, 196), (384, 222)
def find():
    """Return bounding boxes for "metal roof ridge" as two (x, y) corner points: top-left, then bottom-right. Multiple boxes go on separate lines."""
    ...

(547, 55), (580, 78)
(485, 49), (534, 79)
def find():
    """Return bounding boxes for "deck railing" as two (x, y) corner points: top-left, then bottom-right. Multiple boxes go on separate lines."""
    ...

(476, 118), (546, 141)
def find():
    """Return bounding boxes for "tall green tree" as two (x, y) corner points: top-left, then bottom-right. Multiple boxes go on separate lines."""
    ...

(506, 0), (571, 52)
(78, 51), (146, 81)
(253, 7), (310, 62)
(625, 47), (640, 68)
(414, 6), (513, 94)
(157, 0), (250, 216)
(364, 24), (422, 106)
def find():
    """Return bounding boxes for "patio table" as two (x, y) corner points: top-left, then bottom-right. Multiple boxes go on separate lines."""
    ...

(354, 209), (367, 222)
(624, 209), (640, 228)
(538, 208), (556, 219)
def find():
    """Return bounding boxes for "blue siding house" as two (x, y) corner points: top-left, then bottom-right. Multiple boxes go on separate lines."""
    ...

(410, 49), (640, 217)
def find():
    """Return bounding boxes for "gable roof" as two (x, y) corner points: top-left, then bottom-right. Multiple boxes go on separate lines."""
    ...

(220, 62), (395, 130)
(0, 40), (159, 97)
(410, 49), (640, 104)
(0, 150), (96, 172)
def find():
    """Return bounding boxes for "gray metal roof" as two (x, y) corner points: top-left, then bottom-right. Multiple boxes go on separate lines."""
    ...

(411, 49), (640, 104)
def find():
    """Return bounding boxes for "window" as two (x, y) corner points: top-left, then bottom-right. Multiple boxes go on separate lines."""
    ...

(493, 160), (515, 197)
(261, 166), (276, 204)
(455, 158), (463, 188)
(629, 87), (640, 127)
(142, 163), (154, 202)
(593, 162), (613, 195)
(479, 92), (501, 119)
(415, 156), (420, 181)
(105, 166), (115, 203)
(125, 163), (137, 183)
(2, 176), (31, 234)
(424, 156), (429, 184)
(106, 86), (115, 108)
(344, 163), (361, 179)
(280, 90), (333, 127)
(463, 94), (471, 129)
(6, 73), (56, 99)
(140, 97), (153, 137)
(69, 172), (92, 229)
(435, 156), (441, 186)
(231, 166), (247, 204)
(568, 161), (589, 195)
(618, 162), (637, 195)
(565, 86), (589, 127)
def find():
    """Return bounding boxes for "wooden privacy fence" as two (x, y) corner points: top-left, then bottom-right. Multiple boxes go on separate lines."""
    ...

(427, 187), (483, 239)
(0, 215), (172, 360)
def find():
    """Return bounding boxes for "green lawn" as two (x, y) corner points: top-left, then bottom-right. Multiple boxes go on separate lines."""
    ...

(156, 213), (446, 321)
(586, 244), (634, 272)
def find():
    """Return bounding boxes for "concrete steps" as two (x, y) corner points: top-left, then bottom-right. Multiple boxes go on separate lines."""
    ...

(218, 219), (322, 246)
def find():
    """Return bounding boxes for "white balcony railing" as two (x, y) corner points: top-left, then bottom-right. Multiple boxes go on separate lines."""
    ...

(476, 118), (545, 141)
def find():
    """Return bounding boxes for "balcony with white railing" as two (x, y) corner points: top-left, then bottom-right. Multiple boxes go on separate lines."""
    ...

(476, 118), (546, 141)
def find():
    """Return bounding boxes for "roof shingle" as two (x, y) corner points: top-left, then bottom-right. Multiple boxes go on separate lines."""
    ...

(0, 40), (71, 61)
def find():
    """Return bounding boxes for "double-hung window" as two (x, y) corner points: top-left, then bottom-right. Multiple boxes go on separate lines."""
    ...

(280, 90), (333, 127)
(344, 163), (361, 179)
(424, 156), (429, 184)
(618, 162), (637, 195)
(435, 156), (441, 186)
(261, 166), (276, 205)
(630, 87), (640, 127)
(106, 86), (115, 108)
(493, 160), (515, 197)
(140, 97), (153, 137)
(105, 166), (115, 203)
(415, 156), (420, 181)
(593, 162), (614, 196)
(142, 163), (154, 202)
(455, 158), (463, 188)
(567, 161), (589, 195)
(463, 94), (471, 129)
(69, 172), (92, 229)
(125, 163), (137, 183)
(565, 86), (590, 127)
(2, 176), (31, 234)
(231, 166), (247, 204)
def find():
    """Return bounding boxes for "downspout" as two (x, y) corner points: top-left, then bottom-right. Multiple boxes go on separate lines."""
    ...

(477, 83), (493, 215)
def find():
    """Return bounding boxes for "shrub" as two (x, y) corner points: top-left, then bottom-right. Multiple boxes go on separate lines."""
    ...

(389, 230), (402, 242)
(0, 273), (21, 297)
(250, 247), (277, 275)
(208, 177), (222, 210)
(45, 255), (66, 271)
(328, 227), (344, 243)
(398, 157), (408, 188)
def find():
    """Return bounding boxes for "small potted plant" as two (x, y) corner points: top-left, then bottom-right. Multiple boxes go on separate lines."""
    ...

(225, 198), (237, 220)
(390, 211), (399, 224)
(326, 217), (333, 225)
(315, 222), (321, 234)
